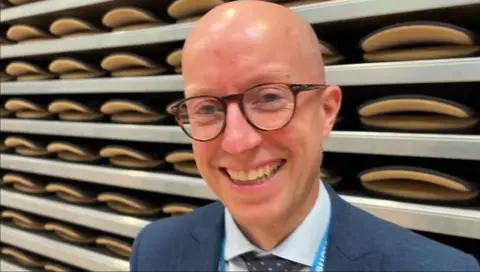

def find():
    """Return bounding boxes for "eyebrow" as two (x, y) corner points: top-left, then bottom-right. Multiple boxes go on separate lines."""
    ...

(184, 64), (292, 97)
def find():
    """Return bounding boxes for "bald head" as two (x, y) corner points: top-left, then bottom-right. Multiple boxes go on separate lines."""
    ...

(182, 0), (325, 95)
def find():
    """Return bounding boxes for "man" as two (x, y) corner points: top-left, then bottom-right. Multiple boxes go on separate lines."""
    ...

(130, 1), (479, 271)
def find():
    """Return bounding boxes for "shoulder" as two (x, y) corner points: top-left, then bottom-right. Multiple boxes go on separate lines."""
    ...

(348, 203), (479, 271)
(130, 202), (223, 271)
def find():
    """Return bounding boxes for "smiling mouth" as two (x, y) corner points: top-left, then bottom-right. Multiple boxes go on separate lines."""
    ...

(221, 160), (286, 186)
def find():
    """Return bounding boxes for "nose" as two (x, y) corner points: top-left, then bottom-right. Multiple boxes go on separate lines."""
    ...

(220, 103), (262, 153)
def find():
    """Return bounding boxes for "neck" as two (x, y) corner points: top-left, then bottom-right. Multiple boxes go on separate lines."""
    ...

(238, 181), (320, 251)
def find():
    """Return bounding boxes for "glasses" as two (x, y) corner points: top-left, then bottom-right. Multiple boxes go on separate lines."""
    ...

(171, 83), (328, 142)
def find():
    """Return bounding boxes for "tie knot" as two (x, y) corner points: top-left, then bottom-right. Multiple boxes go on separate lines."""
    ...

(241, 252), (302, 272)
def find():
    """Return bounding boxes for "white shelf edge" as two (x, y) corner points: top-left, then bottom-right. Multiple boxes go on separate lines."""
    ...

(340, 195), (480, 240)
(2, 0), (480, 58)
(1, 119), (480, 160)
(0, 259), (31, 272)
(0, 224), (129, 271)
(0, 58), (479, 90)
(1, 155), (479, 239)
(0, 189), (150, 239)
(0, 0), (114, 22)
(0, 154), (218, 200)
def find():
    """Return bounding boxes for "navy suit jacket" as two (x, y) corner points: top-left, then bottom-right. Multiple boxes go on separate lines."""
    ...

(130, 184), (479, 271)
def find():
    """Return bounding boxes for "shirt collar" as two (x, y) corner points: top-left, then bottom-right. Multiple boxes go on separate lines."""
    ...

(224, 181), (331, 266)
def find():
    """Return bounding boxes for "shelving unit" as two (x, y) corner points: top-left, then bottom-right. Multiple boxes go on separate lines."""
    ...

(1, 155), (479, 240)
(1, 0), (479, 268)
(1, 58), (479, 94)
(0, 189), (150, 239)
(2, 119), (480, 160)
(0, 224), (130, 271)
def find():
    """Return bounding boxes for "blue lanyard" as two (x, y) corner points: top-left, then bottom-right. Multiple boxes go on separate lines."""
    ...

(218, 212), (331, 272)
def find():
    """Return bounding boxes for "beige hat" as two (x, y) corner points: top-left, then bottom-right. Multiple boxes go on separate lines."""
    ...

(101, 53), (168, 77)
(318, 40), (346, 65)
(359, 166), (479, 203)
(101, 99), (168, 124)
(358, 95), (478, 132)
(6, 24), (53, 43)
(6, 61), (55, 81)
(45, 182), (98, 204)
(167, 0), (225, 21)
(162, 202), (197, 216)
(47, 141), (101, 163)
(102, 7), (166, 31)
(1, 209), (46, 230)
(48, 99), (104, 121)
(1, 172), (48, 194)
(44, 222), (97, 244)
(361, 21), (480, 62)
(100, 145), (166, 169)
(166, 48), (183, 67)
(50, 17), (103, 38)
(320, 168), (343, 188)
(97, 192), (163, 216)
(1, 247), (46, 268)
(96, 236), (132, 258)
(5, 98), (53, 119)
(4, 135), (52, 157)
(49, 58), (105, 80)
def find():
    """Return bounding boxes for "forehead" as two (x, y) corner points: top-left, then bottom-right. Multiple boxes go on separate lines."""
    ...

(182, 27), (303, 97)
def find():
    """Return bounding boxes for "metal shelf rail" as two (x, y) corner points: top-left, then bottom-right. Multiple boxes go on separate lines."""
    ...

(0, 224), (130, 271)
(1, 155), (479, 240)
(1, 58), (479, 93)
(1, 120), (480, 160)
(1, 0), (479, 58)
(0, 189), (150, 239)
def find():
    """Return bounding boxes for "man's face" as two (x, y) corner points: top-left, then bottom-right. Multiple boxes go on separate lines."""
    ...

(182, 21), (340, 227)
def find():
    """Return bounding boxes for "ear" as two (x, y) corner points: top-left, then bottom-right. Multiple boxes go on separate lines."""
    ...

(320, 85), (342, 139)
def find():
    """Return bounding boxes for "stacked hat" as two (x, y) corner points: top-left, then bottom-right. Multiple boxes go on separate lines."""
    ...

(360, 21), (480, 62)
(101, 52), (168, 77)
(165, 149), (200, 176)
(102, 6), (167, 31)
(49, 57), (106, 80)
(50, 17), (105, 38)
(48, 98), (104, 121)
(357, 95), (479, 133)
(6, 61), (55, 81)
(358, 166), (479, 205)
(167, 0), (225, 23)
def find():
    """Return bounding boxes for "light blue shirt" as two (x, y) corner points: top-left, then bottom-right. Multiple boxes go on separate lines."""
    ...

(224, 181), (331, 271)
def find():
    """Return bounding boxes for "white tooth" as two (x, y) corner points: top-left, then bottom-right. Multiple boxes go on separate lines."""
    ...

(264, 165), (271, 177)
(238, 171), (248, 181)
(248, 170), (257, 180)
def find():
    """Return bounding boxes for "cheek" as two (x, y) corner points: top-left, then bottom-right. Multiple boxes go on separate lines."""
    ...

(192, 143), (216, 176)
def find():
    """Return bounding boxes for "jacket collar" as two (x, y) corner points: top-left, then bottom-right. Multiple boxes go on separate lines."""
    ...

(177, 183), (379, 271)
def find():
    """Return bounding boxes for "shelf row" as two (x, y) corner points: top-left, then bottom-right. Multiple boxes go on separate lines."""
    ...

(1, 58), (480, 92)
(2, 0), (477, 23)
(0, 224), (129, 271)
(2, 120), (480, 160)
(1, 158), (479, 240)
(0, 189), (150, 239)
(1, 0), (478, 58)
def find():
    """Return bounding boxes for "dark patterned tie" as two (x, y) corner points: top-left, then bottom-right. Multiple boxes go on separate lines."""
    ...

(241, 252), (303, 272)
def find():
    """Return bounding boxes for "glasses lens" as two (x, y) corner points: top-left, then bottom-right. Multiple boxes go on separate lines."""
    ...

(176, 97), (225, 141)
(244, 84), (295, 130)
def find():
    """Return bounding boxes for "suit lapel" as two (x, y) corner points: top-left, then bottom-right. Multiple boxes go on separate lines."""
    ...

(174, 185), (383, 271)
(175, 202), (225, 272)
(324, 184), (382, 271)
